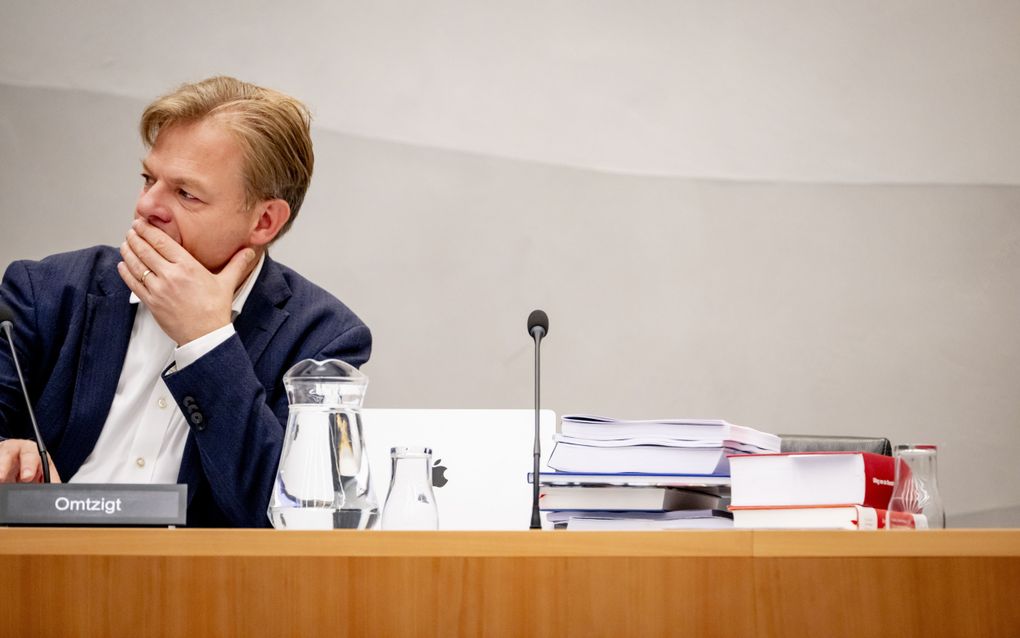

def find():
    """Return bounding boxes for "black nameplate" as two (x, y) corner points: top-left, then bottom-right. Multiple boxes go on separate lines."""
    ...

(0, 483), (186, 526)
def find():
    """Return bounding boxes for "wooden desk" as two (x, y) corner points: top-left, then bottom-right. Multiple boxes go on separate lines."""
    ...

(2, 529), (1018, 637)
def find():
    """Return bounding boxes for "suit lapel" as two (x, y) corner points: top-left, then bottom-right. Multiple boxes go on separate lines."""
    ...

(55, 268), (135, 475)
(233, 255), (291, 368)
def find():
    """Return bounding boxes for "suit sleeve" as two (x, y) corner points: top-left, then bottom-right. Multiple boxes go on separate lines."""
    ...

(0, 260), (42, 440)
(162, 323), (372, 527)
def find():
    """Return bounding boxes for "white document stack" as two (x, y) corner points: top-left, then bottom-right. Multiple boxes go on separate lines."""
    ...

(537, 414), (780, 530)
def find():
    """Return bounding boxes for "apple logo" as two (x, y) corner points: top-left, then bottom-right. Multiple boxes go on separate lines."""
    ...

(432, 458), (449, 488)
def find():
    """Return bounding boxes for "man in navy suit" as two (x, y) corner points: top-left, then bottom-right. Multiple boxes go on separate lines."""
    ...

(0, 77), (371, 527)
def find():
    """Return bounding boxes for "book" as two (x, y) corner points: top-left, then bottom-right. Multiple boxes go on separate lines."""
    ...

(547, 439), (745, 474)
(560, 414), (780, 451)
(538, 485), (724, 512)
(729, 451), (895, 508)
(546, 509), (734, 530)
(730, 505), (925, 529)
(555, 435), (771, 453)
(529, 471), (731, 489)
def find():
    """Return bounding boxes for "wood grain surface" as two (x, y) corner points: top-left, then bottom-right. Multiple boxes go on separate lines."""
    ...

(1, 529), (1018, 638)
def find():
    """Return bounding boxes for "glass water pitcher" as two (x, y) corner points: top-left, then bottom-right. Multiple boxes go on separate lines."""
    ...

(268, 359), (379, 529)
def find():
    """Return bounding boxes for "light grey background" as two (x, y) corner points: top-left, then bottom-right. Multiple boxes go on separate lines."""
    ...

(1, 1), (1018, 525)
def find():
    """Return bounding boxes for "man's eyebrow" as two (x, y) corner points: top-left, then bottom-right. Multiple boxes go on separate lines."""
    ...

(139, 159), (211, 194)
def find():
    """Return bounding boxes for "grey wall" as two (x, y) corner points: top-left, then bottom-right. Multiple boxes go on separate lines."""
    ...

(1, 2), (1018, 525)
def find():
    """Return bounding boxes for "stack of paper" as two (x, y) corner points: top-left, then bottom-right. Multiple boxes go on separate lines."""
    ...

(548, 415), (780, 475)
(545, 509), (734, 530)
(535, 414), (780, 530)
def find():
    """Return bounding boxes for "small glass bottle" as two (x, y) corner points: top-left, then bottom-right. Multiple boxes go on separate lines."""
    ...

(381, 447), (440, 530)
(886, 444), (945, 529)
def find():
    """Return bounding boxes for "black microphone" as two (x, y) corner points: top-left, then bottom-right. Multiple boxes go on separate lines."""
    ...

(0, 302), (51, 483)
(527, 309), (548, 529)
(528, 309), (548, 341)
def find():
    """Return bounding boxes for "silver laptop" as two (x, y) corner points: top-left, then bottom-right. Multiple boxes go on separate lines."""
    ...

(362, 409), (556, 530)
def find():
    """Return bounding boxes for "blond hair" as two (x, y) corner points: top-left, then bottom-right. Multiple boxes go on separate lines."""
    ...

(140, 76), (314, 239)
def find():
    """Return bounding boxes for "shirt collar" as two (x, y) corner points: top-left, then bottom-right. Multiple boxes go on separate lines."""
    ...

(129, 251), (267, 321)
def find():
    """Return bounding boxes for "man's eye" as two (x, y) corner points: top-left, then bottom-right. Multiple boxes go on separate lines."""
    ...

(179, 189), (197, 201)
(141, 173), (155, 188)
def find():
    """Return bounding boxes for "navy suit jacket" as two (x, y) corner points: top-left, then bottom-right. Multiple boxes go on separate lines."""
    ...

(0, 246), (371, 527)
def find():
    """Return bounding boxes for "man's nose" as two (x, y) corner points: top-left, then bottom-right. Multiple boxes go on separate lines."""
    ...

(135, 183), (172, 224)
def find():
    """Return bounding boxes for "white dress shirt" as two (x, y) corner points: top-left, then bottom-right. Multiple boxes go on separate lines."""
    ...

(70, 253), (265, 484)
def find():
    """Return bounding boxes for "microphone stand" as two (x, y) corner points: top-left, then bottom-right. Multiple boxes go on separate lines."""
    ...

(530, 328), (542, 529)
(1, 321), (49, 483)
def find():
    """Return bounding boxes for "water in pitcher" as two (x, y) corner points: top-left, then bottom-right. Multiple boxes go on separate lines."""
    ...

(268, 360), (379, 529)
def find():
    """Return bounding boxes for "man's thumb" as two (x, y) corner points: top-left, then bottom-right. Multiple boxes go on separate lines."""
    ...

(222, 248), (257, 285)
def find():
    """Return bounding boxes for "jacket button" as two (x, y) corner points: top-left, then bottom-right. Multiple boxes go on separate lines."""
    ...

(190, 412), (205, 430)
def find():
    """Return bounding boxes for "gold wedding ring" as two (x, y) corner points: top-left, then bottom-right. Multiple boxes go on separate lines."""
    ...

(141, 269), (152, 283)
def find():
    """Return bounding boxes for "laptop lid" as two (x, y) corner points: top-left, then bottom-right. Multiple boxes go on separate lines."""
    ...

(362, 409), (556, 530)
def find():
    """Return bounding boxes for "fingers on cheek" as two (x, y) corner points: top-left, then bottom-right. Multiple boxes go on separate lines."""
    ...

(134, 231), (160, 258)
(119, 247), (136, 272)
(127, 231), (149, 258)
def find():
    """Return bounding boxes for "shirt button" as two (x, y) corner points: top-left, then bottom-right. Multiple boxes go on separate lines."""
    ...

(157, 397), (168, 409)
(136, 457), (146, 468)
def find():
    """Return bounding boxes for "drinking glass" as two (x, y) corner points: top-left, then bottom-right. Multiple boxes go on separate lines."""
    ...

(886, 444), (944, 529)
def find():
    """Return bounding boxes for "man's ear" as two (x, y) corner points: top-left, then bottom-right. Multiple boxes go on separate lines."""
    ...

(248, 199), (291, 247)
